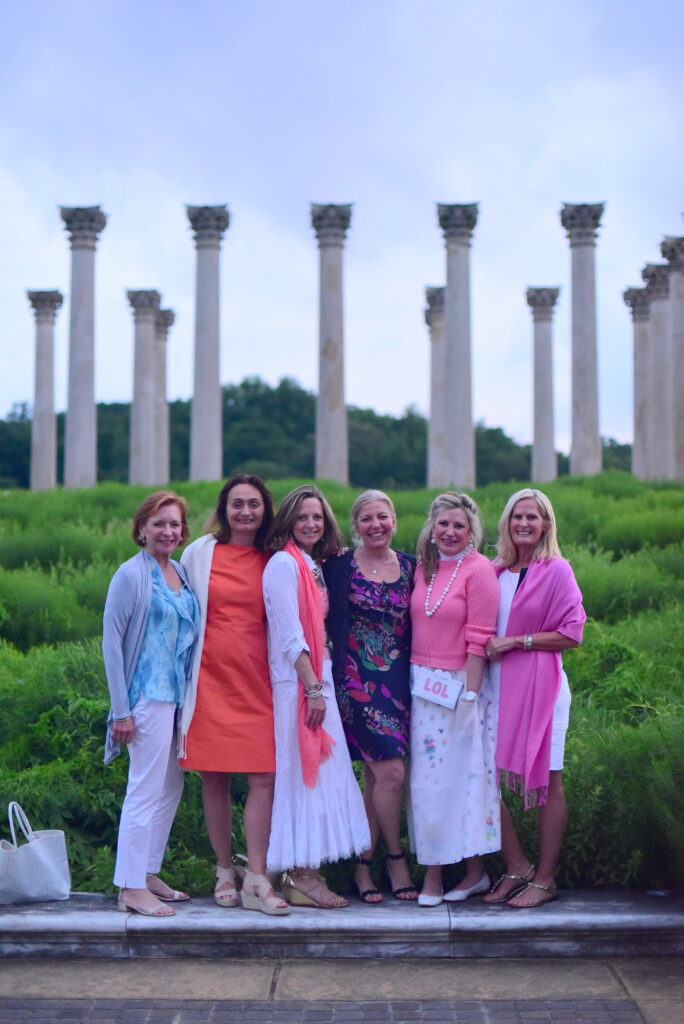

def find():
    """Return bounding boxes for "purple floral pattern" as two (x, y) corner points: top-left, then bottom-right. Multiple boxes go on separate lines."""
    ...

(336, 553), (413, 762)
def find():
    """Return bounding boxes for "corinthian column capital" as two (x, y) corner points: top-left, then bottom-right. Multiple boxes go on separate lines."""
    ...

(623, 287), (650, 322)
(560, 203), (604, 246)
(60, 205), (107, 250)
(641, 263), (670, 300)
(437, 203), (478, 244)
(311, 204), (352, 246)
(156, 308), (175, 336)
(526, 287), (560, 322)
(186, 205), (230, 247)
(127, 289), (162, 319)
(424, 286), (445, 328)
(27, 290), (63, 321)
(661, 236), (684, 272)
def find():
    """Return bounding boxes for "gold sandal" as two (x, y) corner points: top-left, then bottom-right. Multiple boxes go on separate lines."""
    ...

(483, 865), (535, 904)
(281, 871), (348, 909)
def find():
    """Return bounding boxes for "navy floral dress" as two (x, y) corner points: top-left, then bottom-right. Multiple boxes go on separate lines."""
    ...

(334, 553), (413, 762)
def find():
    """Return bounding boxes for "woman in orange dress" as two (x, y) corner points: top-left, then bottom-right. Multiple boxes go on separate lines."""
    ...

(180, 474), (288, 916)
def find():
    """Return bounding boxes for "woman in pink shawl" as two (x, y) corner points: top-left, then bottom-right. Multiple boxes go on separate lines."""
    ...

(483, 489), (585, 908)
(263, 485), (370, 908)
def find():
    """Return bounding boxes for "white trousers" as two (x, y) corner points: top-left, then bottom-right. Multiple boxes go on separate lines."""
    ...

(113, 696), (184, 889)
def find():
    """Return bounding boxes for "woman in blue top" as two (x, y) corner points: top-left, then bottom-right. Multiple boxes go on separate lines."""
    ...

(103, 490), (199, 917)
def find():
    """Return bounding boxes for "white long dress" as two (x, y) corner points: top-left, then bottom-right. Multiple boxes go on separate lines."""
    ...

(263, 549), (370, 871)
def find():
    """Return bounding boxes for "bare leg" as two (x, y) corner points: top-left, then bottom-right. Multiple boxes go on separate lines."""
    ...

(201, 771), (233, 868)
(481, 799), (533, 903)
(243, 772), (275, 875)
(508, 771), (566, 907)
(447, 854), (486, 892)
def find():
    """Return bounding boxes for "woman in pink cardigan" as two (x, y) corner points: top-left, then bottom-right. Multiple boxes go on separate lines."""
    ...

(483, 489), (585, 908)
(409, 492), (500, 907)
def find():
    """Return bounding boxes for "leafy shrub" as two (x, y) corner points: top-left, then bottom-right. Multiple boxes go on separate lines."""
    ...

(565, 546), (684, 622)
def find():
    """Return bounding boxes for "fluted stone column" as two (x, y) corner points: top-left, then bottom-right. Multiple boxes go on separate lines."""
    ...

(526, 287), (560, 483)
(60, 205), (107, 488)
(155, 309), (174, 484)
(425, 286), (448, 486)
(560, 203), (604, 476)
(127, 290), (161, 485)
(661, 236), (684, 480)
(27, 290), (63, 491)
(641, 264), (671, 478)
(186, 205), (229, 482)
(311, 203), (351, 483)
(437, 204), (478, 487)
(623, 287), (652, 480)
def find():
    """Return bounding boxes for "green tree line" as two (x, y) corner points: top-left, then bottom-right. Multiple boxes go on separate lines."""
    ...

(0, 376), (631, 488)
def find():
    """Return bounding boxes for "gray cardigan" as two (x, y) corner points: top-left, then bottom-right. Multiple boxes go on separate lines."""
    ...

(101, 550), (190, 763)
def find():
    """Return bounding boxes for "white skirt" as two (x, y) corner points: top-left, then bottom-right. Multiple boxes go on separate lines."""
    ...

(408, 665), (501, 866)
(266, 661), (371, 871)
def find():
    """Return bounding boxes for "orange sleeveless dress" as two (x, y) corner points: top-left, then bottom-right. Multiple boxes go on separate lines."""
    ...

(183, 544), (275, 772)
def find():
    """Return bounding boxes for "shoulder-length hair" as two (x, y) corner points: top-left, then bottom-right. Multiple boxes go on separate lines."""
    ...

(267, 484), (342, 561)
(416, 492), (483, 582)
(206, 473), (274, 550)
(350, 489), (396, 545)
(496, 488), (561, 567)
(132, 490), (190, 548)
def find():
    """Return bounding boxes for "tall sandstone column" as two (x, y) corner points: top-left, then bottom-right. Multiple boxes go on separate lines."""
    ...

(311, 203), (351, 483)
(60, 205), (107, 488)
(437, 203), (478, 488)
(425, 286), (448, 487)
(155, 309), (174, 484)
(622, 287), (652, 480)
(27, 290), (63, 491)
(661, 236), (684, 480)
(560, 203), (604, 476)
(127, 290), (161, 485)
(186, 205), (229, 482)
(526, 287), (560, 483)
(641, 263), (671, 478)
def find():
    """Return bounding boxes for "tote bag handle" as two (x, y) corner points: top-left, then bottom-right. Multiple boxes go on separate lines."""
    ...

(8, 801), (36, 846)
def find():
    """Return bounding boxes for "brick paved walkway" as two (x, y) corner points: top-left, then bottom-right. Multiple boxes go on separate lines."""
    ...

(0, 997), (644, 1022)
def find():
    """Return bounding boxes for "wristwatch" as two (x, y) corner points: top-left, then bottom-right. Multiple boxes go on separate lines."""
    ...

(461, 690), (479, 702)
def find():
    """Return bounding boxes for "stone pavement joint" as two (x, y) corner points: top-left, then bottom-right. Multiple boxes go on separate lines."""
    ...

(0, 998), (646, 1023)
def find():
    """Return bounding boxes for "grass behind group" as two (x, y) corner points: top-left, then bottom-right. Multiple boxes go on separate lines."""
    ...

(0, 470), (682, 895)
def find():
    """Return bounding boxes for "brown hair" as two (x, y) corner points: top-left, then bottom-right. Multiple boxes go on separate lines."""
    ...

(131, 490), (190, 548)
(205, 474), (274, 550)
(267, 484), (342, 561)
(416, 491), (484, 582)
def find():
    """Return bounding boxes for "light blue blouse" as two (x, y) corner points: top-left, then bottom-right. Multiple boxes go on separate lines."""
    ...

(128, 553), (199, 710)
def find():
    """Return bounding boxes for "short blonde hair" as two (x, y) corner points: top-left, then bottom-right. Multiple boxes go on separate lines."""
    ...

(416, 492), (483, 582)
(131, 490), (190, 548)
(350, 489), (396, 545)
(267, 484), (342, 561)
(496, 488), (561, 567)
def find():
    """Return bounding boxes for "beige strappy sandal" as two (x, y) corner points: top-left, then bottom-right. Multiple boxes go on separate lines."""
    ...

(214, 865), (239, 908)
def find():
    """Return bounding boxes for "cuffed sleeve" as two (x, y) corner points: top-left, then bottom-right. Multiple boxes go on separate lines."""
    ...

(263, 551), (309, 672)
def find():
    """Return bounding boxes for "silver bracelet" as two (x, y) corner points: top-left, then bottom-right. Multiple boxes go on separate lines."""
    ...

(523, 634), (534, 651)
(305, 683), (324, 699)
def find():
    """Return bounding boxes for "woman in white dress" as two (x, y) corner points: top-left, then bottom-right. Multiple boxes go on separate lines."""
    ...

(409, 492), (500, 907)
(263, 485), (370, 908)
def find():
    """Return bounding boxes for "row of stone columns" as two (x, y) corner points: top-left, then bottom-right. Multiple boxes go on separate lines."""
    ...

(623, 232), (684, 481)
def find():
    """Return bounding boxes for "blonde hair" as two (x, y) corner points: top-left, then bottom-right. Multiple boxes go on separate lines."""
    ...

(416, 492), (483, 582)
(496, 488), (561, 567)
(267, 484), (342, 561)
(350, 489), (396, 545)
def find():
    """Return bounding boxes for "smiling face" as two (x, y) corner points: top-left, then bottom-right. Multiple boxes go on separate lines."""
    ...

(509, 497), (546, 555)
(433, 506), (472, 557)
(225, 483), (265, 545)
(354, 499), (395, 551)
(292, 496), (325, 555)
(139, 502), (183, 563)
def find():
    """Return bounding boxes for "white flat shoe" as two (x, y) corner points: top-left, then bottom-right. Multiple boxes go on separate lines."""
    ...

(443, 874), (490, 902)
(417, 891), (443, 907)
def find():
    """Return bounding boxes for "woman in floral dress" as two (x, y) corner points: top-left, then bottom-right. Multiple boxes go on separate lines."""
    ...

(325, 490), (418, 903)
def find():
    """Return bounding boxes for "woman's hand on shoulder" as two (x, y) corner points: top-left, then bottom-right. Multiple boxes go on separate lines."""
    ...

(112, 716), (135, 744)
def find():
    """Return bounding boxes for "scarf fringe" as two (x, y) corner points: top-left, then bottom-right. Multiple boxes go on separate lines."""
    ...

(497, 769), (548, 810)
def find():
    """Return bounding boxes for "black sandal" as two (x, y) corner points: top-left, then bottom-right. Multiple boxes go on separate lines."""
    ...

(385, 851), (419, 901)
(354, 856), (383, 904)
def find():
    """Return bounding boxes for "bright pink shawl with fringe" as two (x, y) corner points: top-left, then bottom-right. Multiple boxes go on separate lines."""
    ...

(284, 541), (335, 787)
(495, 558), (585, 808)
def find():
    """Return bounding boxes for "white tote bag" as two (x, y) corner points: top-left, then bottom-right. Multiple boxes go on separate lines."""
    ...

(0, 801), (71, 904)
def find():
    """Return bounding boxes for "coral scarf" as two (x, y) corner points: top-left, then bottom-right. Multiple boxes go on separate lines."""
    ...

(284, 541), (335, 787)
(495, 558), (585, 808)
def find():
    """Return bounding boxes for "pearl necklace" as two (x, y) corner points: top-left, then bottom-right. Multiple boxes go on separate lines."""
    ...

(424, 547), (472, 617)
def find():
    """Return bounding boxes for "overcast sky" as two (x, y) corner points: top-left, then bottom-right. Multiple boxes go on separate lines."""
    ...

(1, 0), (682, 451)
